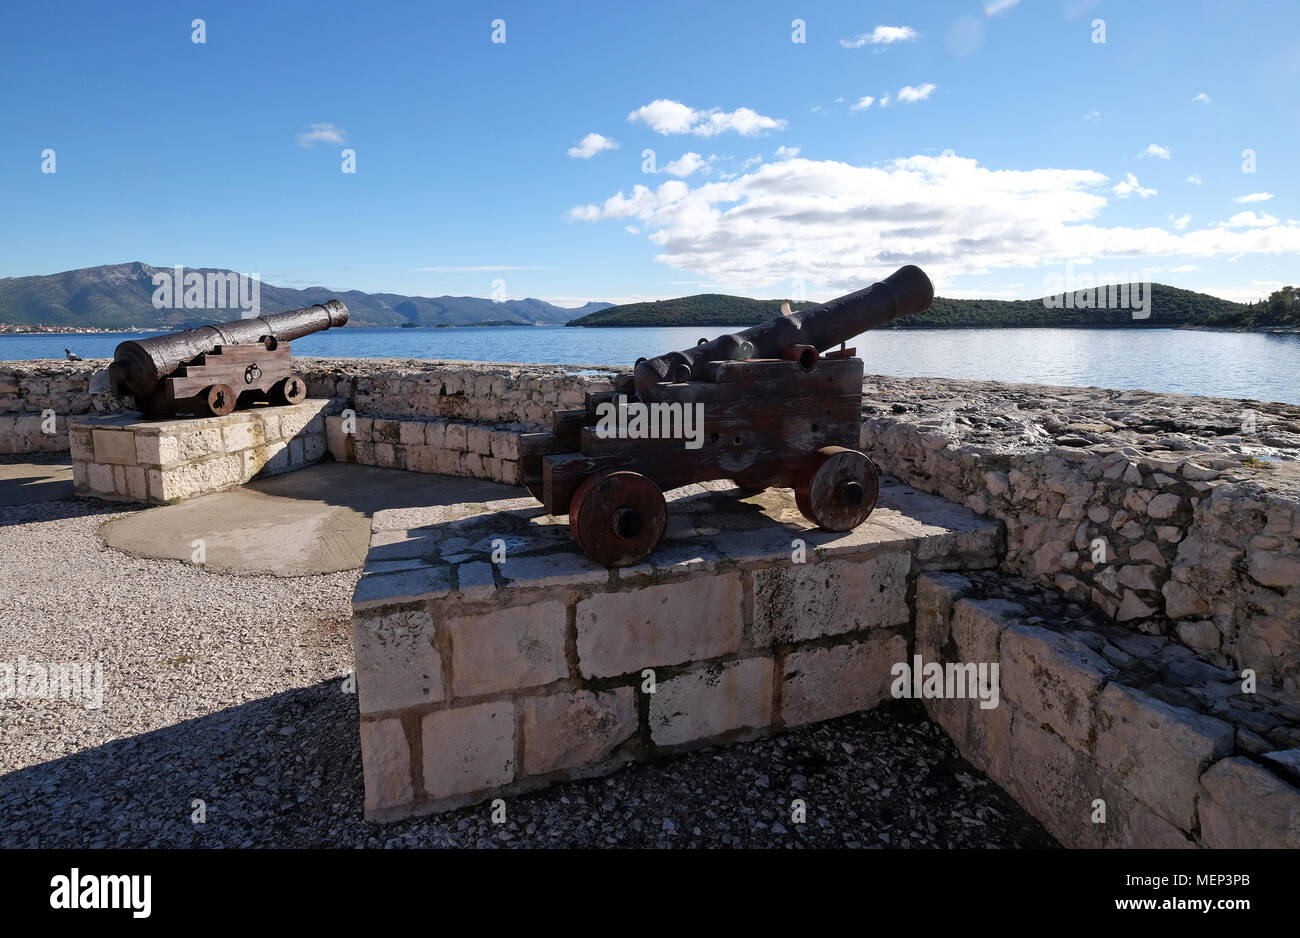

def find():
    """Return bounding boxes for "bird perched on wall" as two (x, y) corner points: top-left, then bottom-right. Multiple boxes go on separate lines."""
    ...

(65, 348), (82, 361)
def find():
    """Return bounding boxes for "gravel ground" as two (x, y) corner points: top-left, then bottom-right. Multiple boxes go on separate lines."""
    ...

(0, 472), (1055, 848)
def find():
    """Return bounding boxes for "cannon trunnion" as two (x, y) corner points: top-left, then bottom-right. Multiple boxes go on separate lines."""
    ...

(108, 300), (349, 417)
(522, 265), (935, 568)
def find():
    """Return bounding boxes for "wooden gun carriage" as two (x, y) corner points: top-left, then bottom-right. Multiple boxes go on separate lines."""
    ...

(521, 265), (935, 567)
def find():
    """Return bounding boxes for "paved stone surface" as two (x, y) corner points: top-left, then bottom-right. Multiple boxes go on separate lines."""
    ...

(99, 463), (520, 576)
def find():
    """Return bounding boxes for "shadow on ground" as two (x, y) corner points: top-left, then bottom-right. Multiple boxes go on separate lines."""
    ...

(0, 690), (1056, 849)
(0, 455), (75, 512)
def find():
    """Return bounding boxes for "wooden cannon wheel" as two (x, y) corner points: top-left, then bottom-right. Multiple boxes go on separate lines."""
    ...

(568, 470), (667, 567)
(794, 446), (880, 531)
(270, 374), (308, 406)
(200, 384), (238, 417)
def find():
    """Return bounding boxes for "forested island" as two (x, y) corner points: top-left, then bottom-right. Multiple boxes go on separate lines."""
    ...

(567, 283), (1300, 331)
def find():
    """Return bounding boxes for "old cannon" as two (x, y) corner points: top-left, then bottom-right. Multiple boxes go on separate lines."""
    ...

(520, 265), (935, 567)
(107, 300), (349, 417)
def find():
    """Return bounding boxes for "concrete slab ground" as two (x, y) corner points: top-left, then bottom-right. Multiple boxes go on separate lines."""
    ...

(99, 463), (518, 577)
(0, 455), (74, 507)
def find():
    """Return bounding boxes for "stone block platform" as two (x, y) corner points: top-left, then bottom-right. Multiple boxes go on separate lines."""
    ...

(351, 478), (1002, 821)
(69, 399), (340, 504)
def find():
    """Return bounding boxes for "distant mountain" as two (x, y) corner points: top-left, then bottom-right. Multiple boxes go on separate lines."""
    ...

(568, 283), (1258, 329)
(0, 262), (613, 328)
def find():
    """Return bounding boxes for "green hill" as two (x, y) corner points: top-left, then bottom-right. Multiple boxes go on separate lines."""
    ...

(568, 283), (1285, 329)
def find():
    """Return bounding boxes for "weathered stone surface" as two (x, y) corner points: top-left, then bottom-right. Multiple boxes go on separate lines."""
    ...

(446, 601), (568, 697)
(359, 718), (413, 814)
(353, 566), (450, 609)
(649, 656), (774, 746)
(91, 429), (135, 465)
(1004, 714), (1105, 848)
(520, 688), (637, 775)
(421, 701), (516, 800)
(751, 552), (910, 644)
(1094, 683), (1234, 829)
(1001, 624), (1112, 750)
(1199, 757), (1300, 848)
(576, 574), (743, 678)
(781, 633), (906, 726)
(353, 609), (444, 714)
(914, 571), (972, 659)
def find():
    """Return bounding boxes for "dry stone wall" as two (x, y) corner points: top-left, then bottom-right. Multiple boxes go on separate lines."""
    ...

(860, 377), (1300, 699)
(916, 569), (1300, 848)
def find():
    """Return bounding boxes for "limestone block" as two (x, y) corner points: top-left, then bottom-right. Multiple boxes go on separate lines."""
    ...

(446, 600), (568, 698)
(421, 701), (516, 800)
(1094, 683), (1234, 830)
(352, 608), (444, 714)
(576, 573), (743, 678)
(751, 552), (910, 645)
(649, 656), (774, 746)
(520, 688), (637, 776)
(360, 719), (414, 815)
(781, 633), (906, 726)
(1000, 624), (1111, 750)
(1199, 757), (1300, 848)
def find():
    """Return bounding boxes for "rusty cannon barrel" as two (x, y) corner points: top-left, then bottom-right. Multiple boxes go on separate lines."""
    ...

(109, 299), (349, 417)
(633, 265), (933, 396)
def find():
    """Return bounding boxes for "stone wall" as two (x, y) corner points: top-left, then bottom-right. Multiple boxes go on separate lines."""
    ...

(0, 360), (118, 453)
(70, 399), (338, 504)
(297, 358), (614, 432)
(916, 570), (1300, 848)
(325, 413), (521, 485)
(861, 377), (1300, 698)
(351, 480), (1001, 821)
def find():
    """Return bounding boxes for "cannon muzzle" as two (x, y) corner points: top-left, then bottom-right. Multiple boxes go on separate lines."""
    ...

(634, 265), (932, 395)
(109, 300), (349, 396)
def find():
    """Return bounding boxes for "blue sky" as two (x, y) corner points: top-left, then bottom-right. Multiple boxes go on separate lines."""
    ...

(2, 0), (1298, 306)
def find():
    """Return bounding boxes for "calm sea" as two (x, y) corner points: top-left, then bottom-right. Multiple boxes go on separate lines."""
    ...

(3, 326), (1298, 405)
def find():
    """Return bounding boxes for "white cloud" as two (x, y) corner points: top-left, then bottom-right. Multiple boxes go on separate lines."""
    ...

(568, 133), (619, 159)
(1233, 192), (1274, 203)
(296, 123), (347, 148)
(568, 204), (601, 222)
(851, 96), (875, 112)
(1169, 265), (1199, 272)
(774, 146), (801, 160)
(1186, 174), (1203, 185)
(1138, 143), (1171, 159)
(898, 83), (936, 103)
(984, 0), (1019, 15)
(1168, 214), (1191, 230)
(1192, 92), (1212, 104)
(1113, 173), (1156, 198)
(840, 25), (919, 48)
(810, 105), (824, 114)
(627, 99), (786, 137)
(1217, 211), (1279, 228)
(1083, 110), (1101, 122)
(567, 152), (1300, 293)
(661, 152), (711, 177)
(880, 93), (892, 107)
